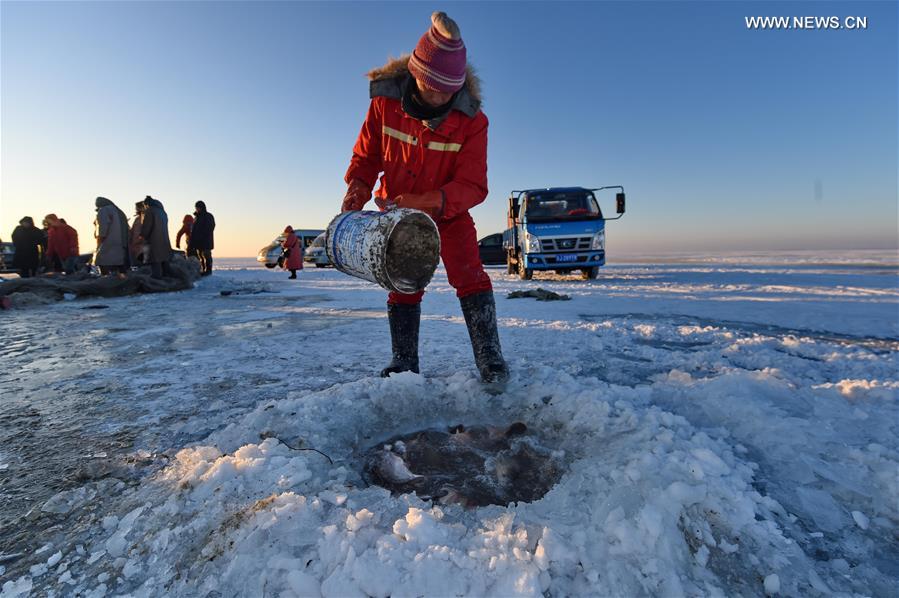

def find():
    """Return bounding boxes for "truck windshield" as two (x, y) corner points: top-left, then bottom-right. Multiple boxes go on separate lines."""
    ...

(524, 192), (602, 222)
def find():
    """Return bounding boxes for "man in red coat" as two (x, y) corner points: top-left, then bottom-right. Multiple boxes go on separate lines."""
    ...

(342, 12), (508, 385)
(44, 213), (79, 273)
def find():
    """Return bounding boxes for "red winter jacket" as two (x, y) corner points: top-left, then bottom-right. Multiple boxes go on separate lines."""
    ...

(47, 223), (79, 260)
(176, 215), (194, 249)
(345, 57), (488, 221)
(281, 228), (303, 270)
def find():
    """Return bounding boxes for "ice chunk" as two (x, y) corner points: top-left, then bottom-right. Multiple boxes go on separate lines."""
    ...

(29, 563), (48, 577)
(695, 545), (710, 567)
(665, 481), (706, 505)
(286, 570), (322, 597)
(808, 569), (830, 593)
(346, 508), (374, 532)
(46, 551), (62, 567)
(319, 490), (347, 506)
(764, 573), (780, 595)
(392, 508), (450, 546)
(851, 510), (869, 530)
(719, 539), (739, 554)
(795, 487), (847, 532)
(43, 486), (98, 514)
(1, 577), (33, 597)
(105, 505), (146, 558)
(101, 515), (118, 531)
(122, 558), (141, 579)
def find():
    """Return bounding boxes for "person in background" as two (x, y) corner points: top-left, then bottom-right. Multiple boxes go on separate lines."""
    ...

(281, 226), (303, 279)
(341, 12), (508, 384)
(60, 219), (79, 264)
(175, 214), (194, 257)
(129, 202), (146, 265)
(94, 197), (130, 275)
(11, 216), (44, 278)
(140, 196), (173, 279)
(44, 214), (79, 273)
(188, 201), (215, 276)
(37, 217), (50, 273)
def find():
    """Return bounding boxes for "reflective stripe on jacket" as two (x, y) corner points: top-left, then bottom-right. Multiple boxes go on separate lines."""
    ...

(345, 92), (488, 221)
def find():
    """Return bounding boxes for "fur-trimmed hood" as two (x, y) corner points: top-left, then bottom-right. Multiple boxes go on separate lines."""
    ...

(367, 54), (481, 117)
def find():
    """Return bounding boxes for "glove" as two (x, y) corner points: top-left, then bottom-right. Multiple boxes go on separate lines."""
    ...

(393, 190), (444, 220)
(341, 179), (371, 212)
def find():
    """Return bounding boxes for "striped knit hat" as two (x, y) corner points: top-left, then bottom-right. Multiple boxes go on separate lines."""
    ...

(408, 12), (466, 93)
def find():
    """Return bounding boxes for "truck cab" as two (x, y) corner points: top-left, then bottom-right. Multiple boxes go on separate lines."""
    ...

(503, 186), (625, 280)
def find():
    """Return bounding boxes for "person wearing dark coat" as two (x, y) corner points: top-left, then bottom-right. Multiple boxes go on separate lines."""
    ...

(11, 216), (44, 278)
(129, 202), (146, 265)
(140, 196), (173, 279)
(188, 201), (215, 276)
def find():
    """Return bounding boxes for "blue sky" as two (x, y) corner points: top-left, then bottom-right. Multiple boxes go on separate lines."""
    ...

(2, 1), (896, 256)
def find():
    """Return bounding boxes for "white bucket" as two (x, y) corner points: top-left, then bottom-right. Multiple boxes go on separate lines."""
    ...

(325, 209), (440, 294)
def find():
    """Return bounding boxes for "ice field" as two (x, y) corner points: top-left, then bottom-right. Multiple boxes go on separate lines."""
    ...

(1, 252), (897, 597)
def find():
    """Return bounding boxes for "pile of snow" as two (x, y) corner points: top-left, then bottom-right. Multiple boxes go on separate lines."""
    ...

(6, 368), (879, 597)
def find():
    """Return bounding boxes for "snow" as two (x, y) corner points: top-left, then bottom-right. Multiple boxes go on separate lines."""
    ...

(1, 253), (897, 597)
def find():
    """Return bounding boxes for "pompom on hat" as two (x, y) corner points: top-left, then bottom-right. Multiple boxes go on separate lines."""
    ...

(408, 12), (467, 93)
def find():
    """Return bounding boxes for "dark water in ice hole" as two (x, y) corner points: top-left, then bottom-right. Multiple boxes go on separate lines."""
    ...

(361, 423), (565, 508)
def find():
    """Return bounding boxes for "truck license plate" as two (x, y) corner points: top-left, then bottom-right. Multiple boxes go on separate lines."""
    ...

(556, 254), (577, 262)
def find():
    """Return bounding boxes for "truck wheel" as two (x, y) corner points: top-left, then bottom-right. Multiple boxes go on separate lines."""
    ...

(581, 267), (598, 280)
(518, 259), (533, 281)
(315, 263), (326, 268)
(264, 263), (276, 269)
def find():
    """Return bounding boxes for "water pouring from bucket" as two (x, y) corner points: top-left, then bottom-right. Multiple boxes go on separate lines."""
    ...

(325, 208), (441, 294)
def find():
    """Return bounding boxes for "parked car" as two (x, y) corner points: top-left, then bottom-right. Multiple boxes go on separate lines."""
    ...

(0, 242), (15, 273)
(257, 229), (324, 269)
(478, 233), (506, 266)
(303, 233), (331, 268)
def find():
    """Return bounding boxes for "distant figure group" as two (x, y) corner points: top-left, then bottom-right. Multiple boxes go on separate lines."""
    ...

(10, 196), (215, 279)
(10, 214), (80, 277)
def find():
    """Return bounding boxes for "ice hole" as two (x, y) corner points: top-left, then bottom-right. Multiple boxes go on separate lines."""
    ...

(361, 422), (564, 507)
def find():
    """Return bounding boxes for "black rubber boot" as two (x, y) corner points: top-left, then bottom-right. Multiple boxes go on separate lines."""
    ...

(380, 303), (421, 377)
(460, 291), (509, 385)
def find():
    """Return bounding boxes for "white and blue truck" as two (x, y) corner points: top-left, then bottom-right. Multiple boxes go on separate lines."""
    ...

(503, 186), (625, 280)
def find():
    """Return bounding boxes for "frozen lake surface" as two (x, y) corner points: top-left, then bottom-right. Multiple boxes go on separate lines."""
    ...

(1, 253), (897, 596)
